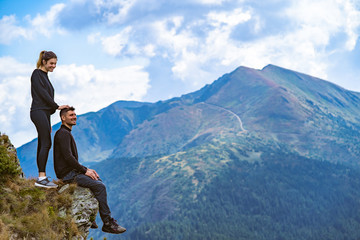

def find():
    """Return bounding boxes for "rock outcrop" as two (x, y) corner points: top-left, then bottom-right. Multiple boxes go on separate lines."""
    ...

(59, 184), (99, 240)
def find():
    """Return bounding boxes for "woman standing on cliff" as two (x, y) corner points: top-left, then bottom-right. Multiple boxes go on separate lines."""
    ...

(30, 50), (69, 188)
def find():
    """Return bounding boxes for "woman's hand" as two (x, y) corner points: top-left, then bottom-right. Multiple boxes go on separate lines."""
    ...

(58, 105), (70, 110)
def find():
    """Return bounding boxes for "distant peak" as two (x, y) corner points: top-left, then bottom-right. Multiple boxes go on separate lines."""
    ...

(261, 64), (282, 71)
(233, 64), (283, 74)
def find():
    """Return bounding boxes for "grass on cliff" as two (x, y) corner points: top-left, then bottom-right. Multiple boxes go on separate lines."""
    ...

(0, 133), (81, 239)
(0, 178), (81, 239)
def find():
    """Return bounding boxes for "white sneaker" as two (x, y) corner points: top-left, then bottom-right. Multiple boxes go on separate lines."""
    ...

(34, 177), (58, 188)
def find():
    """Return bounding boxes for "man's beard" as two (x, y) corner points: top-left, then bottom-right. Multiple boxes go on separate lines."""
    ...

(67, 121), (76, 126)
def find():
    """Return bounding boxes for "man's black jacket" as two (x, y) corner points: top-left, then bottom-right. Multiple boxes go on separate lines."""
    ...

(54, 125), (87, 179)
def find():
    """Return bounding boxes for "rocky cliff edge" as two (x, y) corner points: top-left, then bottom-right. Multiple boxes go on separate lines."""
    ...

(0, 132), (99, 239)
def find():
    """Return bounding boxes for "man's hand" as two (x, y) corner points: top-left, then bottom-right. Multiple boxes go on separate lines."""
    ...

(85, 169), (100, 180)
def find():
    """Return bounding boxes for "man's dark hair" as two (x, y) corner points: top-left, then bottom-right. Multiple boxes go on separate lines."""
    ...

(60, 106), (75, 118)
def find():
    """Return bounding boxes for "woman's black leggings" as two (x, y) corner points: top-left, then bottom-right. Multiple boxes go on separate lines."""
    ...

(30, 110), (52, 173)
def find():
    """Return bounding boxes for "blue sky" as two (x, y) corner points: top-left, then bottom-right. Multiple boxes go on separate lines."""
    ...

(1, 0), (360, 147)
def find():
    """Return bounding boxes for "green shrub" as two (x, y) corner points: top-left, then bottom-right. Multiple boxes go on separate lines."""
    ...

(0, 134), (22, 179)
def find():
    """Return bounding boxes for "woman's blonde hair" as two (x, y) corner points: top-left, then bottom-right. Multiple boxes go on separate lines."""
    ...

(36, 50), (57, 68)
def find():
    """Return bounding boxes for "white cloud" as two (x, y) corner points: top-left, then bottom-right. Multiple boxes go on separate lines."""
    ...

(0, 57), (33, 147)
(87, 32), (102, 44)
(0, 15), (29, 44)
(128, 0), (358, 89)
(29, 3), (67, 37)
(152, 16), (195, 57)
(100, 26), (133, 56)
(101, 0), (137, 24)
(285, 0), (360, 51)
(0, 56), (33, 75)
(0, 57), (150, 147)
(78, 0), (360, 93)
(94, 26), (156, 57)
(148, 9), (252, 86)
(193, 0), (232, 5)
(51, 63), (150, 114)
(342, 0), (360, 50)
(0, 3), (66, 44)
(142, 44), (156, 57)
(207, 8), (251, 27)
(254, 0), (359, 78)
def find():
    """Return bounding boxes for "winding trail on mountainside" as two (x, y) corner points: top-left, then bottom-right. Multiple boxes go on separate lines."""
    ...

(200, 102), (247, 132)
(178, 102), (247, 150)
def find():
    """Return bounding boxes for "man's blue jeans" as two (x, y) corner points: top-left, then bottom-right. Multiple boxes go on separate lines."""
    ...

(62, 170), (111, 223)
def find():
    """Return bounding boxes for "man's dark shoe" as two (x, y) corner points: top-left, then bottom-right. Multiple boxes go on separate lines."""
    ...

(102, 218), (126, 234)
(90, 220), (98, 229)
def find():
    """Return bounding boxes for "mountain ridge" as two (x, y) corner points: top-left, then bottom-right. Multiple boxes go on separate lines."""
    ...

(18, 64), (360, 178)
(16, 64), (360, 239)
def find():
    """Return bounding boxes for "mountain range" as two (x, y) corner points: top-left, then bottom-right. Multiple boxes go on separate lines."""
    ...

(18, 64), (360, 239)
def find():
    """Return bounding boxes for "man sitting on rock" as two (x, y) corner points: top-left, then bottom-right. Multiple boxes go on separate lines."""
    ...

(53, 106), (126, 234)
